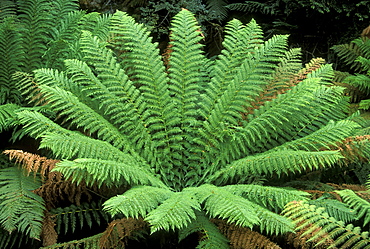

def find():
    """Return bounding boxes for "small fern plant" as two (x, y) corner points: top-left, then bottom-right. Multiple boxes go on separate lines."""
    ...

(14, 9), (363, 247)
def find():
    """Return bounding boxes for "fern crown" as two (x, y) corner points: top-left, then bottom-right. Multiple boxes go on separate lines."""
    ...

(10, 8), (361, 247)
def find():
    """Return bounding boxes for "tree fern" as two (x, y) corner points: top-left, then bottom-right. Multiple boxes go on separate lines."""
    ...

(12, 8), (364, 248)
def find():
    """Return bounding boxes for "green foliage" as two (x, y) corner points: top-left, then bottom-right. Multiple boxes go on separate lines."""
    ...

(7, 6), (366, 248)
(178, 211), (229, 249)
(283, 200), (370, 248)
(336, 189), (370, 226)
(333, 37), (370, 110)
(41, 233), (102, 249)
(0, 167), (44, 239)
(51, 202), (110, 235)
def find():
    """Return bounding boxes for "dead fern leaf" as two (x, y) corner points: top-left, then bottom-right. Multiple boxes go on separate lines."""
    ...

(3, 149), (58, 178)
(100, 218), (147, 249)
(213, 219), (282, 249)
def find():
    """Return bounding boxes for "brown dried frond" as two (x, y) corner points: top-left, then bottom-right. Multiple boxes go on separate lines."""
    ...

(213, 219), (282, 249)
(285, 224), (337, 249)
(100, 218), (147, 249)
(41, 211), (58, 247)
(361, 25), (370, 39)
(3, 149), (59, 178)
(326, 183), (367, 192)
(34, 177), (91, 209)
(303, 189), (341, 201)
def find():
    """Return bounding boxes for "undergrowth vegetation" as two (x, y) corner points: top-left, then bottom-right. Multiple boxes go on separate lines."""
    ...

(0, 0), (370, 248)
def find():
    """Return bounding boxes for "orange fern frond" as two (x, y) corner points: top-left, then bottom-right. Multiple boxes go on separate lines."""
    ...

(213, 219), (282, 249)
(3, 150), (92, 208)
(99, 218), (147, 249)
(3, 149), (58, 178)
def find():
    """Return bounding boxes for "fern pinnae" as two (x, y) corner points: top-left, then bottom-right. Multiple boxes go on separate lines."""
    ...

(0, 167), (45, 239)
(167, 8), (207, 122)
(103, 186), (172, 218)
(54, 158), (165, 188)
(273, 119), (360, 152)
(200, 18), (263, 118)
(44, 10), (87, 70)
(283, 200), (370, 248)
(221, 184), (309, 211)
(109, 11), (181, 174)
(37, 85), (129, 150)
(196, 184), (260, 228)
(178, 210), (229, 249)
(209, 150), (342, 184)
(145, 191), (202, 233)
(336, 189), (370, 226)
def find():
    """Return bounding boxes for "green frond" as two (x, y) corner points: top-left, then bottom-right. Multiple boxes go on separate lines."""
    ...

(234, 78), (322, 154)
(200, 35), (290, 164)
(266, 47), (302, 90)
(51, 202), (110, 235)
(0, 103), (20, 132)
(79, 12), (111, 41)
(226, 1), (280, 15)
(257, 208), (295, 235)
(43, 10), (87, 70)
(345, 72), (370, 96)
(37, 84), (132, 151)
(0, 167), (45, 239)
(17, 0), (53, 72)
(15, 109), (73, 139)
(221, 184), (309, 211)
(336, 189), (370, 226)
(0, 1), (17, 20)
(167, 9), (207, 125)
(16, 110), (136, 161)
(210, 150), (342, 184)
(109, 11), (172, 111)
(67, 31), (161, 164)
(41, 232), (102, 249)
(0, 17), (22, 104)
(201, 18), (264, 118)
(54, 158), (165, 188)
(205, 0), (228, 21)
(274, 120), (360, 151)
(332, 37), (368, 72)
(109, 10), (202, 189)
(283, 200), (370, 248)
(306, 63), (335, 84)
(309, 197), (357, 224)
(103, 186), (172, 218)
(0, 228), (36, 249)
(197, 184), (260, 228)
(145, 190), (201, 233)
(48, 0), (79, 21)
(178, 210), (229, 249)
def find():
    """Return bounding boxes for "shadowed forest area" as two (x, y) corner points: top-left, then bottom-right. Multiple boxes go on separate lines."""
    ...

(1, 0), (370, 248)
